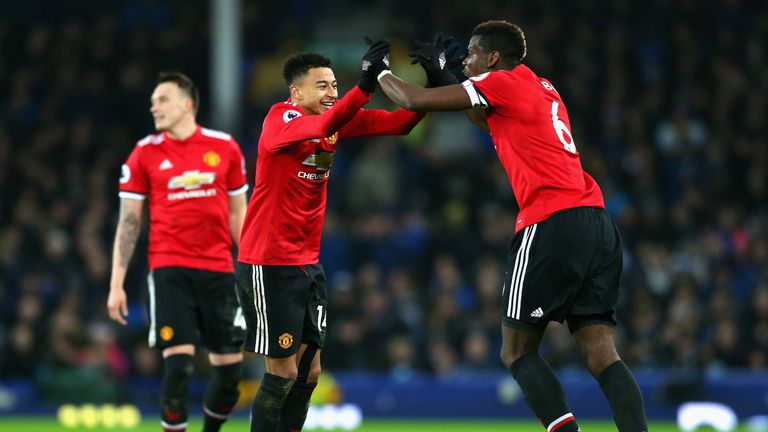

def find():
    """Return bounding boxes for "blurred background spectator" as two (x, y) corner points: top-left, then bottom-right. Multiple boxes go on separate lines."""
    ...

(0, 0), (767, 405)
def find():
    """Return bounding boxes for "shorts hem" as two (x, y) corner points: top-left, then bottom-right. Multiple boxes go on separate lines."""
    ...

(241, 342), (301, 358)
(207, 344), (245, 355)
(501, 317), (547, 333)
(153, 340), (196, 350)
(567, 319), (616, 334)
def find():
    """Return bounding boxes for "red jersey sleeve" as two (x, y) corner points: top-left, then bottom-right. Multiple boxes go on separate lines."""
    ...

(460, 71), (509, 109)
(338, 108), (424, 139)
(118, 143), (149, 200)
(226, 139), (248, 195)
(262, 85), (371, 152)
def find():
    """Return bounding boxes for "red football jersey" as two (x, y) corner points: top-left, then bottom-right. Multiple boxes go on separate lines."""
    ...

(461, 65), (604, 231)
(238, 86), (423, 266)
(119, 126), (248, 272)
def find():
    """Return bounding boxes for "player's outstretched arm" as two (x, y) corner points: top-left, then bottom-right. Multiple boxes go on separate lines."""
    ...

(376, 33), (472, 112)
(270, 86), (370, 150)
(378, 72), (472, 112)
(266, 40), (391, 150)
(338, 107), (425, 139)
(107, 197), (144, 325)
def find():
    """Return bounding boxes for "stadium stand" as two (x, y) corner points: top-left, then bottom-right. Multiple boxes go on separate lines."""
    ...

(0, 0), (766, 415)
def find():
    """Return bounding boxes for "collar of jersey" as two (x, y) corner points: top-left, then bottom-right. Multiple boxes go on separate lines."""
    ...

(163, 125), (201, 144)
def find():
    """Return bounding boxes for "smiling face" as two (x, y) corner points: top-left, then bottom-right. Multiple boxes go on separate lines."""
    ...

(149, 82), (194, 131)
(290, 67), (338, 115)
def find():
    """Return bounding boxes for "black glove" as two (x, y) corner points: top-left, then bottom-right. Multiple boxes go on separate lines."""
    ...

(358, 37), (391, 94)
(410, 33), (464, 87)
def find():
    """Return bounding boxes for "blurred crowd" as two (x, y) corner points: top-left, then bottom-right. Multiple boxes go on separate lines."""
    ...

(1, 0), (767, 403)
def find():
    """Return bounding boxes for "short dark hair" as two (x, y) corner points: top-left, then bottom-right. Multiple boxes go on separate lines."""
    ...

(283, 52), (332, 86)
(472, 20), (527, 63)
(157, 71), (199, 114)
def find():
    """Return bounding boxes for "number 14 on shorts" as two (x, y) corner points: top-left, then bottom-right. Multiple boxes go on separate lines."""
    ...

(316, 305), (327, 330)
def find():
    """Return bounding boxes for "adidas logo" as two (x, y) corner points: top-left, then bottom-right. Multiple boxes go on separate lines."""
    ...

(530, 307), (543, 318)
(159, 159), (174, 170)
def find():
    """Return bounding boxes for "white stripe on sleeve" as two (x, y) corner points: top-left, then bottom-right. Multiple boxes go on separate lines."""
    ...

(119, 191), (146, 200)
(228, 184), (249, 196)
(461, 80), (489, 107)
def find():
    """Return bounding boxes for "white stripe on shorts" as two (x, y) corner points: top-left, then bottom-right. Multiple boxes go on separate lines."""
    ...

(507, 226), (530, 318)
(147, 272), (157, 347)
(515, 224), (537, 319)
(252, 265), (269, 355)
(507, 224), (538, 320)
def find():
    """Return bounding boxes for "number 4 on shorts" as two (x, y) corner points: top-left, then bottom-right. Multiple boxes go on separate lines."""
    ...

(233, 307), (247, 330)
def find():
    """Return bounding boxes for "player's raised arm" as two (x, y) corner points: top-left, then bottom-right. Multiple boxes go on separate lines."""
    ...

(268, 87), (369, 148)
(339, 107), (425, 139)
(376, 34), (473, 112)
(265, 40), (392, 150)
(377, 72), (472, 112)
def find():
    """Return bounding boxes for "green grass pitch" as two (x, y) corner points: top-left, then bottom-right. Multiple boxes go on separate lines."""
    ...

(0, 417), (751, 431)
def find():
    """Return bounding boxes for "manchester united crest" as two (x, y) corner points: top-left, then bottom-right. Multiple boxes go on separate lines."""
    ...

(160, 326), (174, 341)
(203, 151), (221, 167)
(325, 133), (338, 145)
(277, 333), (294, 349)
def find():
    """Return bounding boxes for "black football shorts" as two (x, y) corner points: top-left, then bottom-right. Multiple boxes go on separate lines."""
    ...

(501, 207), (622, 333)
(147, 266), (245, 353)
(235, 263), (327, 357)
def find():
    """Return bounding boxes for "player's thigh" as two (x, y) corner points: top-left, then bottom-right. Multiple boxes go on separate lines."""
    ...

(500, 214), (589, 332)
(235, 263), (312, 358)
(147, 267), (198, 349)
(572, 324), (620, 375)
(567, 209), (622, 332)
(500, 324), (544, 365)
(196, 270), (245, 354)
(301, 264), (328, 350)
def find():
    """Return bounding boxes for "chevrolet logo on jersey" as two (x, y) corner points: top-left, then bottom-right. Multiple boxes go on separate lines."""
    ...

(302, 152), (335, 171)
(168, 170), (216, 190)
